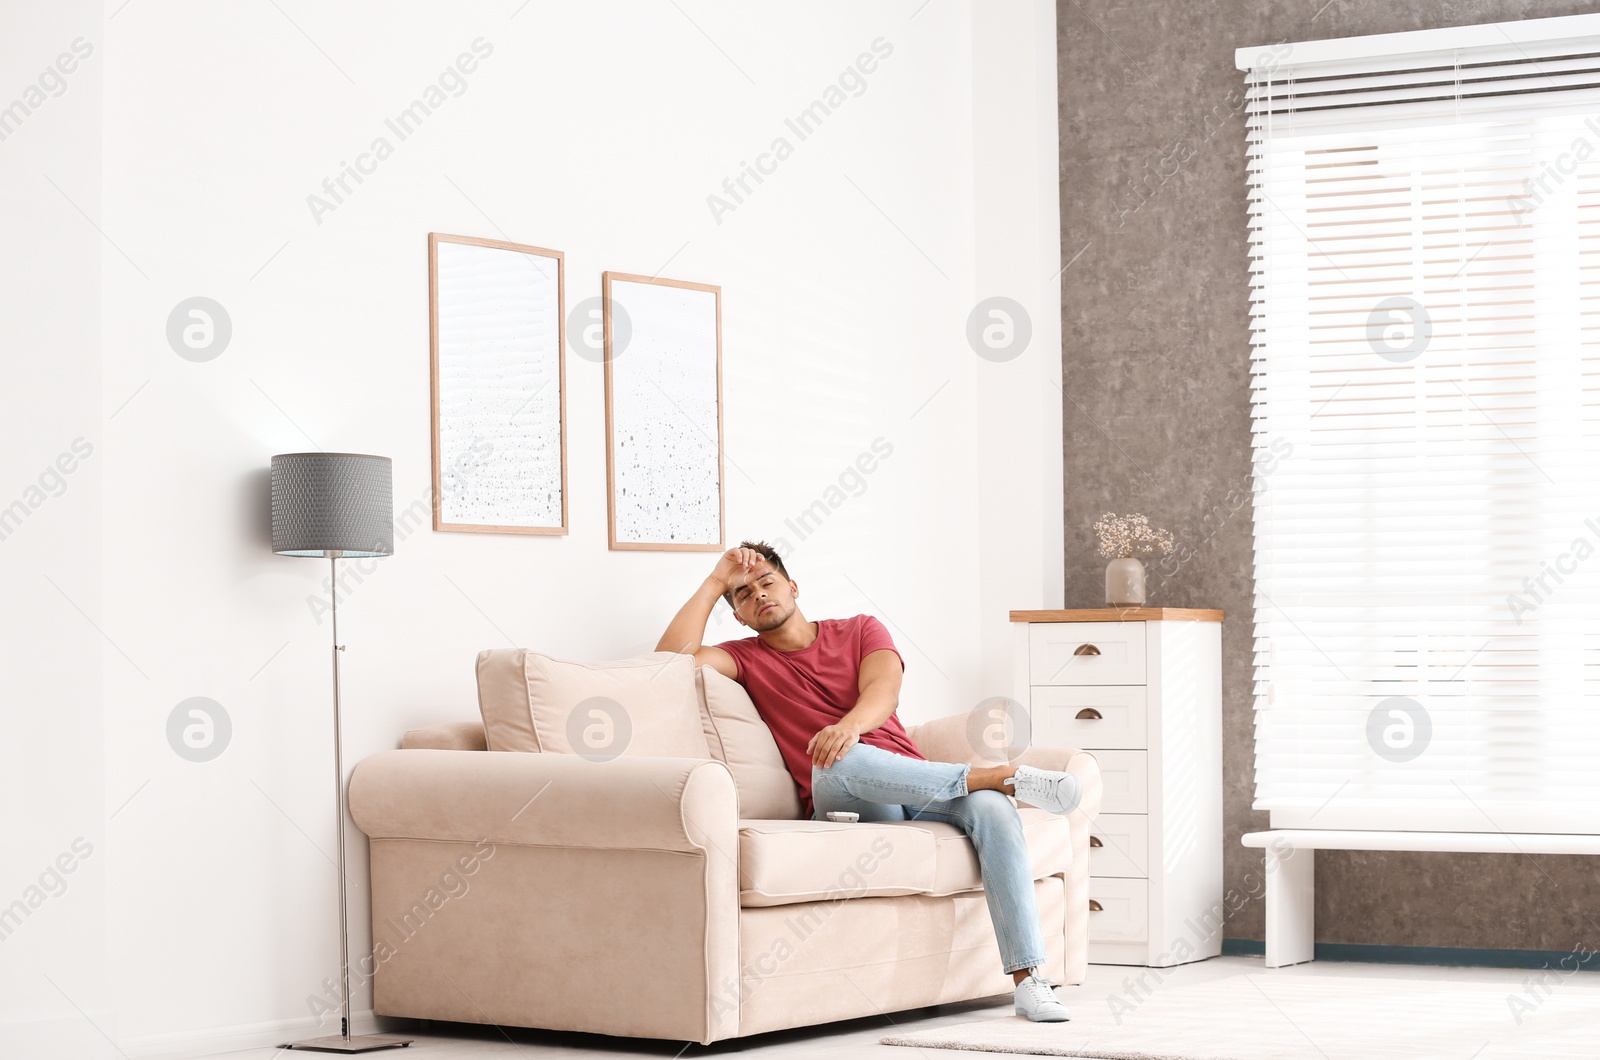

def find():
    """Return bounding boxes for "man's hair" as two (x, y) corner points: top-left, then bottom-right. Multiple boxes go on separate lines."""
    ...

(722, 539), (789, 609)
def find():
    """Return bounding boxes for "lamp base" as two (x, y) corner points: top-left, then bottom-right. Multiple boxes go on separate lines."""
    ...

(283, 1033), (414, 1052)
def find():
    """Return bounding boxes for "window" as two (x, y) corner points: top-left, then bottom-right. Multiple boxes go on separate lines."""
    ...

(1239, 15), (1600, 833)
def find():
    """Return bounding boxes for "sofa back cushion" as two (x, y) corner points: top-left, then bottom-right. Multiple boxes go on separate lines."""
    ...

(697, 665), (803, 820)
(475, 648), (710, 759)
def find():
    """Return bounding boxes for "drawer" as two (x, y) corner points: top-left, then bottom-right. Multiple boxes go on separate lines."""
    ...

(1088, 813), (1149, 878)
(1090, 750), (1148, 814)
(1087, 877), (1149, 943)
(1031, 686), (1147, 749)
(1029, 622), (1146, 685)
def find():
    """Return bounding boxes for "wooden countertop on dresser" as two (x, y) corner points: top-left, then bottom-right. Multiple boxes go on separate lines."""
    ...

(1008, 608), (1224, 623)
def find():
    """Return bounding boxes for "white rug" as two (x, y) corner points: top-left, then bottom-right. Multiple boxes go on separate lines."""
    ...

(880, 968), (1600, 1058)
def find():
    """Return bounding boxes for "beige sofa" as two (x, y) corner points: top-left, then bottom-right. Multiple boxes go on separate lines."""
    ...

(348, 649), (1102, 1045)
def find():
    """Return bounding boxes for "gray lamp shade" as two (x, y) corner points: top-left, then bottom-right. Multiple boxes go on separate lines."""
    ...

(271, 452), (394, 558)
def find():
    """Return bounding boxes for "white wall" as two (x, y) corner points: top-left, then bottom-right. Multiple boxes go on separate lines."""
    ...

(0, 2), (110, 1056)
(2, 1), (1061, 1053)
(973, 0), (1066, 695)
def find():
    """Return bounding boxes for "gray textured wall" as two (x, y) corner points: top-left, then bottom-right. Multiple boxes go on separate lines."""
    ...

(1058, 0), (1600, 949)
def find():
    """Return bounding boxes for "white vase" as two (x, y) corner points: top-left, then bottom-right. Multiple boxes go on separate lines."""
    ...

(1105, 557), (1147, 607)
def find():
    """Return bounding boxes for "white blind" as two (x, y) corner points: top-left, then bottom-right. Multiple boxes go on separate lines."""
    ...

(1242, 18), (1600, 834)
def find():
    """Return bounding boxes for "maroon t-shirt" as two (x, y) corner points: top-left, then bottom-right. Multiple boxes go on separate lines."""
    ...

(716, 614), (925, 818)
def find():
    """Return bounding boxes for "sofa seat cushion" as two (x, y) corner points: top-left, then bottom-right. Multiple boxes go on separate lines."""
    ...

(738, 819), (934, 907)
(886, 807), (1072, 897)
(736, 807), (1071, 908)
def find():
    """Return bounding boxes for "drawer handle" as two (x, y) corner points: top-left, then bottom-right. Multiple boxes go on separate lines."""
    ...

(1075, 708), (1103, 721)
(1089, 899), (1104, 912)
(1089, 835), (1104, 848)
(1073, 644), (1101, 656)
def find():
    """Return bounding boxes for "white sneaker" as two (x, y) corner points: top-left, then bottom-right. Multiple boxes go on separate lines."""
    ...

(1014, 974), (1071, 1022)
(1005, 765), (1082, 816)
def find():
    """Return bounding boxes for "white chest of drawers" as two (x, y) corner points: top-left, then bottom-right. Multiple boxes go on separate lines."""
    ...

(1011, 608), (1224, 967)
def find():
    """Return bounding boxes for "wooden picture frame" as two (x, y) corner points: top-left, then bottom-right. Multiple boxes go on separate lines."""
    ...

(429, 232), (568, 535)
(602, 272), (725, 551)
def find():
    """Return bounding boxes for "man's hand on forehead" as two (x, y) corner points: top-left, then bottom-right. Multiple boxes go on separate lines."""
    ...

(729, 558), (775, 592)
(711, 545), (779, 596)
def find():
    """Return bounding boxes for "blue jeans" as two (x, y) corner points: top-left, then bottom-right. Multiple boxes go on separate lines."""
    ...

(810, 743), (1048, 975)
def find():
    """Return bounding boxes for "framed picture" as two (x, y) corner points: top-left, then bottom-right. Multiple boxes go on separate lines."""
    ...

(602, 272), (725, 551)
(429, 232), (567, 535)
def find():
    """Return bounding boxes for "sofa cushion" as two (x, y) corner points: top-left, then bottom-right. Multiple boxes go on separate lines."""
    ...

(894, 807), (1072, 896)
(737, 819), (936, 907)
(736, 808), (1071, 908)
(696, 666), (803, 820)
(475, 648), (709, 759)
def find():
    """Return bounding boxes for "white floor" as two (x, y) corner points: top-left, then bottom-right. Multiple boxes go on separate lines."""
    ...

(189, 956), (1585, 1059)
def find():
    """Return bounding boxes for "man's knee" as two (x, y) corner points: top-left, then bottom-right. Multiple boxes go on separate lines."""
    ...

(965, 789), (1024, 829)
(818, 742), (874, 777)
(967, 788), (1014, 812)
(813, 747), (870, 791)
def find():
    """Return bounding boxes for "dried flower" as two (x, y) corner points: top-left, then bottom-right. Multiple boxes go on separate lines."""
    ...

(1094, 512), (1174, 560)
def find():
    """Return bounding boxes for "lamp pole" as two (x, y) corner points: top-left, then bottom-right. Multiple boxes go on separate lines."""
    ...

(330, 550), (352, 1043)
(272, 452), (410, 1054)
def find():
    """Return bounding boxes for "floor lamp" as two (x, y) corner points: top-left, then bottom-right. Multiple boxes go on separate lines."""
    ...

(270, 452), (412, 1054)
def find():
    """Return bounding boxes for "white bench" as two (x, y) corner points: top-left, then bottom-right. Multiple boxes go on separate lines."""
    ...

(1242, 829), (1600, 968)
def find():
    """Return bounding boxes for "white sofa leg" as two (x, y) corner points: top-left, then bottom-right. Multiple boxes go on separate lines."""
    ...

(1263, 844), (1314, 968)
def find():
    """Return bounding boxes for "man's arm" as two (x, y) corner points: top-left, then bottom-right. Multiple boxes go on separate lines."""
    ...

(655, 547), (763, 680)
(806, 649), (903, 768)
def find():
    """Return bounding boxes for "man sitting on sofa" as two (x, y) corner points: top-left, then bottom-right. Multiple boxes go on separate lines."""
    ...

(657, 541), (1083, 1023)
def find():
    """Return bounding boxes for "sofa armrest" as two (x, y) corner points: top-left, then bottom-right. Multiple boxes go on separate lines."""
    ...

(349, 749), (743, 1043)
(349, 749), (738, 854)
(400, 721), (487, 751)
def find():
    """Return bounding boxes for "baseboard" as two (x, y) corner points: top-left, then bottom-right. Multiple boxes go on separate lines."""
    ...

(1223, 937), (1600, 971)
(116, 1009), (386, 1058)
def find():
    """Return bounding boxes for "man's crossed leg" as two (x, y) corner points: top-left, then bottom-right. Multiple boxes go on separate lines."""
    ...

(810, 744), (1083, 1022)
